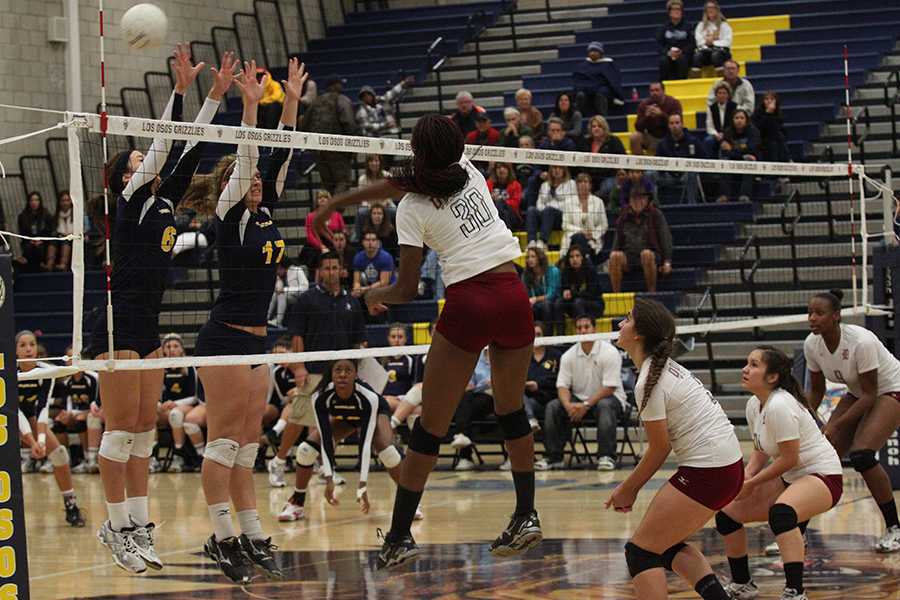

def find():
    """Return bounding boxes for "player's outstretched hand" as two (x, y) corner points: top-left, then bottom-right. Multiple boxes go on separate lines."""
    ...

(209, 51), (237, 101)
(283, 57), (309, 102)
(172, 42), (205, 94)
(325, 478), (339, 507)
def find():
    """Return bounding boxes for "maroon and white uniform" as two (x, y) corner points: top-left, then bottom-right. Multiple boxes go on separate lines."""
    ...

(803, 324), (900, 400)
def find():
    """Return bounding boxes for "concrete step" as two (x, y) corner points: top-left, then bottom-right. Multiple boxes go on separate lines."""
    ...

(495, 6), (606, 24)
(681, 339), (800, 362)
(447, 48), (559, 67)
(159, 311), (208, 328)
(399, 95), (504, 115)
(701, 264), (860, 287)
(481, 20), (593, 40)
(430, 64), (543, 81)
(823, 121), (900, 137)
(742, 219), (883, 239)
(757, 198), (884, 219)
(718, 242), (863, 262)
(681, 287), (861, 312)
(466, 34), (574, 53)
(408, 78), (522, 98)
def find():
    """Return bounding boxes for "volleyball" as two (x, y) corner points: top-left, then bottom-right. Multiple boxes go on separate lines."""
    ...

(121, 3), (168, 49)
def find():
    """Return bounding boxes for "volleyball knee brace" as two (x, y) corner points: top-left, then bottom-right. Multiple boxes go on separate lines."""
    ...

(99, 430), (134, 463)
(168, 409), (185, 429)
(295, 441), (320, 468)
(624, 541), (663, 578)
(378, 445), (402, 469)
(768, 503), (798, 536)
(131, 429), (155, 459)
(48, 445), (69, 468)
(849, 449), (878, 473)
(408, 420), (442, 456)
(183, 421), (202, 436)
(497, 407), (531, 441)
(715, 511), (744, 536)
(205, 438), (240, 468)
(235, 443), (259, 469)
(86, 414), (103, 430)
(403, 385), (422, 408)
(661, 542), (688, 572)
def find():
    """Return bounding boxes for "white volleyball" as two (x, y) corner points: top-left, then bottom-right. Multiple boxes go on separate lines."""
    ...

(121, 3), (168, 50)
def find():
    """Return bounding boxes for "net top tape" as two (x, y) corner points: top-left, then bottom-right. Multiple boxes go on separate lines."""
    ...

(69, 112), (855, 179)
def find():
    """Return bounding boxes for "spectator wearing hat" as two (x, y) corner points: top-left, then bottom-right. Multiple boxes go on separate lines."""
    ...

(302, 76), (357, 194)
(655, 113), (705, 204)
(656, 0), (695, 81)
(609, 181), (672, 293)
(629, 81), (683, 155)
(355, 76), (415, 138)
(450, 91), (485, 136)
(465, 112), (501, 146)
(574, 42), (625, 118)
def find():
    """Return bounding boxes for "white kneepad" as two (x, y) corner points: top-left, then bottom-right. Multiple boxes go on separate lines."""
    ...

(183, 421), (201, 436)
(205, 438), (240, 468)
(99, 430), (134, 463)
(235, 443), (259, 469)
(48, 444), (69, 467)
(403, 385), (423, 408)
(378, 446), (402, 469)
(167, 409), (185, 429)
(131, 430), (155, 458)
(295, 442), (319, 467)
(87, 414), (103, 430)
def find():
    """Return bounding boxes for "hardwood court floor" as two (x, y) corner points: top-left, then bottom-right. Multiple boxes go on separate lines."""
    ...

(25, 462), (900, 599)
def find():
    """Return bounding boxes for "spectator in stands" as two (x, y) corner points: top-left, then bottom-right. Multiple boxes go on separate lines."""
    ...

(629, 81), (683, 156)
(706, 58), (754, 113)
(523, 246), (561, 334)
(450, 91), (484, 136)
(358, 203), (398, 257)
(303, 190), (346, 268)
(257, 67), (286, 129)
(449, 348), (493, 471)
(466, 112), (501, 146)
(538, 315), (626, 471)
(419, 248), (445, 301)
(500, 107), (533, 148)
(381, 324), (417, 411)
(718, 109), (761, 202)
(555, 245), (604, 326)
(705, 80), (737, 158)
(552, 92), (584, 139)
(657, 0), (695, 81)
(47, 189), (73, 271)
(656, 113), (705, 204)
(355, 76), (415, 138)
(16, 191), (53, 272)
(521, 321), (561, 434)
(527, 164), (576, 248)
(355, 154), (395, 242)
(516, 135), (541, 204)
(303, 76), (357, 194)
(573, 42), (625, 118)
(537, 117), (577, 166)
(609, 186), (673, 293)
(268, 259), (310, 328)
(692, 0), (732, 76)
(487, 162), (523, 230)
(578, 115), (626, 194)
(562, 173), (608, 263)
(752, 90), (790, 162)
(330, 230), (354, 289)
(600, 168), (629, 206)
(618, 169), (659, 207)
(515, 88), (545, 141)
(352, 230), (395, 301)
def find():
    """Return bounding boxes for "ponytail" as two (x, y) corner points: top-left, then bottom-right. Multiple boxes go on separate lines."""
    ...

(631, 298), (677, 414)
(640, 338), (674, 414)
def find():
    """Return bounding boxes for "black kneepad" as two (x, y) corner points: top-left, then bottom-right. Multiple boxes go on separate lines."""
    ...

(661, 542), (687, 571)
(715, 511), (744, 536)
(497, 407), (531, 441)
(849, 449), (878, 473)
(624, 542), (663, 577)
(768, 503), (798, 536)
(408, 420), (442, 456)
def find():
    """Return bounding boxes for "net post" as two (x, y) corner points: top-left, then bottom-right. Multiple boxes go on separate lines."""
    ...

(859, 168), (869, 310)
(67, 120), (85, 359)
(882, 166), (896, 246)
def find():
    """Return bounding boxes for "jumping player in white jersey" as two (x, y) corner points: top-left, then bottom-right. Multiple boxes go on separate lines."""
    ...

(313, 114), (541, 569)
(804, 289), (900, 552)
(608, 299), (741, 600)
(717, 346), (843, 600)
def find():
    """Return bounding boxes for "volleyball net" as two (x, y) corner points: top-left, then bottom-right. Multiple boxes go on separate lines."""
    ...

(6, 108), (896, 375)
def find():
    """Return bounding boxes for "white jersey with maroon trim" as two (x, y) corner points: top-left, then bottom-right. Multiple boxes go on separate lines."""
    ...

(804, 324), (900, 398)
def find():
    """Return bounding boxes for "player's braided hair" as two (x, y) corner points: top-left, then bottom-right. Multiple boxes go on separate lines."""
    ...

(389, 114), (469, 204)
(754, 345), (815, 417)
(632, 298), (676, 414)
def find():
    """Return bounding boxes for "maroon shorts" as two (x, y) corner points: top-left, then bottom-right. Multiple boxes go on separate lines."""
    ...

(844, 391), (900, 402)
(669, 459), (744, 511)
(812, 473), (844, 507)
(436, 271), (535, 354)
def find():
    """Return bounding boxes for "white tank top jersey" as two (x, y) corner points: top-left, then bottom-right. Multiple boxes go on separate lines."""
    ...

(636, 358), (743, 468)
(803, 323), (900, 398)
(395, 154), (523, 287)
(746, 389), (842, 483)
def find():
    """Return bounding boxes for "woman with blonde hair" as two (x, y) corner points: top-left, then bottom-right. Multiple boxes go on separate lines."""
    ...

(527, 164), (576, 248)
(692, 1), (732, 75)
(578, 115), (626, 192)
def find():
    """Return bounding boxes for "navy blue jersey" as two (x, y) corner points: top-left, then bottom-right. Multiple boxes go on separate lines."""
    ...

(382, 355), (416, 397)
(288, 285), (366, 374)
(269, 365), (295, 407)
(60, 371), (100, 412)
(313, 381), (380, 483)
(17, 365), (55, 420)
(161, 367), (198, 404)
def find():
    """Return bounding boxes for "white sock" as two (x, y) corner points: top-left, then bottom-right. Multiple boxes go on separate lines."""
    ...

(407, 414), (418, 430)
(87, 448), (98, 462)
(20, 448), (30, 460)
(107, 501), (130, 531)
(174, 443), (183, 450)
(126, 496), (149, 527)
(194, 443), (205, 456)
(390, 416), (401, 429)
(273, 419), (287, 435)
(270, 455), (285, 466)
(237, 509), (265, 541)
(208, 502), (236, 541)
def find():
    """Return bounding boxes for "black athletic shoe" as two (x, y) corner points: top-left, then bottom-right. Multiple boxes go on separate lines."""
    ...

(64, 500), (86, 528)
(239, 534), (283, 579)
(489, 510), (543, 557)
(375, 529), (421, 570)
(204, 535), (255, 584)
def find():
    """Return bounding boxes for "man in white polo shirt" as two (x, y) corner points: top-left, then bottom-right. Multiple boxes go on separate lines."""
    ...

(536, 314), (627, 471)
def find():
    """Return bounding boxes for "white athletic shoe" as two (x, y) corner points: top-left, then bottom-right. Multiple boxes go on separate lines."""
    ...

(71, 461), (92, 474)
(876, 525), (900, 553)
(534, 458), (564, 471)
(277, 502), (305, 522)
(318, 471), (346, 485)
(414, 508), (424, 521)
(267, 458), (286, 488)
(725, 580), (759, 599)
(765, 531), (808, 556)
(130, 520), (163, 570)
(528, 418), (540, 432)
(498, 459), (512, 471)
(450, 433), (472, 449)
(168, 455), (184, 473)
(97, 521), (147, 574)
(780, 588), (808, 600)
(596, 456), (616, 471)
(148, 457), (163, 474)
(454, 458), (476, 472)
(39, 460), (54, 474)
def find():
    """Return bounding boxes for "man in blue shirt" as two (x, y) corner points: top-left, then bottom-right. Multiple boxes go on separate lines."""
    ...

(352, 231), (395, 322)
(655, 113), (705, 204)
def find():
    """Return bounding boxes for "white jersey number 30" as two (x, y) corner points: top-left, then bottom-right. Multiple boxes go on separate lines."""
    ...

(451, 189), (495, 238)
